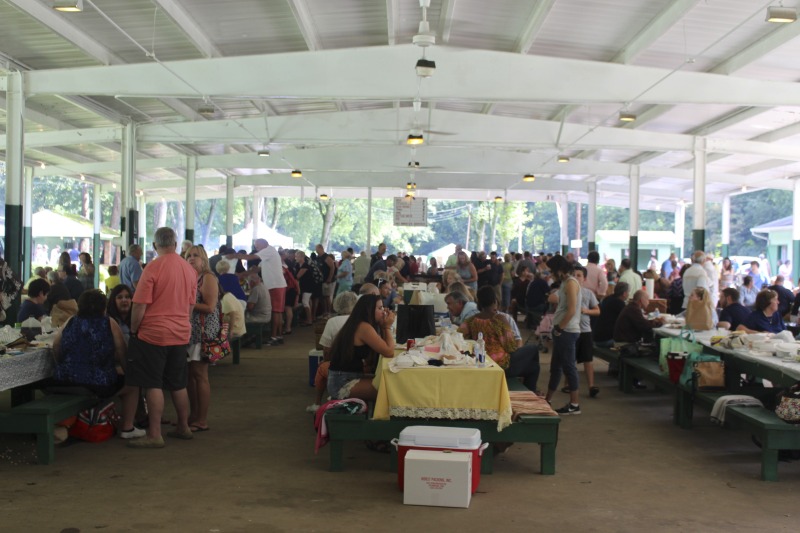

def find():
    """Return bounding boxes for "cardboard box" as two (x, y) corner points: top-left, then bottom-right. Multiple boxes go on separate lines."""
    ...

(403, 450), (472, 508)
(395, 426), (485, 492)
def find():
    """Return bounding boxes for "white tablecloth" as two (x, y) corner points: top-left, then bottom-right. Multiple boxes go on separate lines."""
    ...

(0, 348), (53, 392)
(656, 327), (800, 382)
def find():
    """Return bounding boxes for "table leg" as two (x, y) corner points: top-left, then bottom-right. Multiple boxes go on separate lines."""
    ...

(540, 443), (556, 475)
(11, 385), (35, 407)
(329, 440), (344, 472)
(761, 447), (779, 482)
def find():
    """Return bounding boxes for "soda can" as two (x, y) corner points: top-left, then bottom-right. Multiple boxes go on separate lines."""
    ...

(407, 339), (416, 351)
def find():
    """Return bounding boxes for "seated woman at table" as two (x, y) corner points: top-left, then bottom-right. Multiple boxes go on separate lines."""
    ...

(739, 275), (758, 309)
(737, 289), (786, 334)
(427, 257), (439, 276)
(459, 286), (541, 393)
(18, 278), (49, 323)
(106, 284), (133, 341)
(327, 294), (396, 401)
(51, 290), (139, 432)
(215, 259), (247, 304)
(448, 281), (475, 302)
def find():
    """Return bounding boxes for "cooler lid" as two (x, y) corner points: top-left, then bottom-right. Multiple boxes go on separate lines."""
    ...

(398, 426), (481, 449)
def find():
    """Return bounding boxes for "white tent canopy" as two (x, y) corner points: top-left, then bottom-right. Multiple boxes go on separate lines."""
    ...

(224, 222), (294, 252)
(32, 209), (119, 240)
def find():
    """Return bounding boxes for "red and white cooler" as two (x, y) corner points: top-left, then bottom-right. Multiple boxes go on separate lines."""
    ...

(392, 426), (488, 492)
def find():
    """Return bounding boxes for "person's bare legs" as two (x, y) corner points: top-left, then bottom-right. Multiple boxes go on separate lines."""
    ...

(170, 388), (191, 433)
(310, 297), (319, 322)
(347, 379), (378, 402)
(585, 362), (595, 389)
(144, 388), (165, 439)
(188, 361), (210, 429)
(119, 385), (140, 431)
(283, 305), (293, 334)
(272, 311), (283, 338)
(186, 368), (198, 424)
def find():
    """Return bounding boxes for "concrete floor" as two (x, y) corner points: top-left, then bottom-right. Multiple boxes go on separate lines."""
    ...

(1, 326), (799, 532)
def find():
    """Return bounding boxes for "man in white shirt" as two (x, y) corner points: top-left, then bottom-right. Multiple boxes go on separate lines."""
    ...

(618, 259), (643, 302)
(583, 250), (608, 300)
(682, 250), (710, 310)
(232, 239), (287, 346)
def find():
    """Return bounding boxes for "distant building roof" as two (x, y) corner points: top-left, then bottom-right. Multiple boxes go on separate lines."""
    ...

(751, 216), (793, 234)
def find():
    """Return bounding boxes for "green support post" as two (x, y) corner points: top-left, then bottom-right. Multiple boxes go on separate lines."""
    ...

(629, 235), (638, 270)
(692, 229), (705, 254)
(185, 228), (194, 244)
(5, 204), (23, 325)
(561, 244), (568, 256)
(588, 241), (596, 252)
(721, 244), (729, 258)
(794, 240), (800, 285)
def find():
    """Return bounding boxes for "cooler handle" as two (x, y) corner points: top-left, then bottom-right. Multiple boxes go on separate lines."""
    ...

(478, 442), (489, 456)
(390, 438), (399, 450)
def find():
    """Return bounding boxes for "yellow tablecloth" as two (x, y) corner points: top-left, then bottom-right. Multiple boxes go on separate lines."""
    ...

(372, 357), (513, 431)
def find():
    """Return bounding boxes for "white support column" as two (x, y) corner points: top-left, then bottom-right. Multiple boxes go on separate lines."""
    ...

(121, 122), (136, 246)
(23, 166), (33, 281)
(137, 195), (147, 248)
(252, 188), (261, 247)
(185, 156), (196, 243)
(674, 202), (686, 259)
(93, 184), (101, 287)
(587, 182), (597, 252)
(557, 195), (568, 255)
(692, 136), (707, 252)
(629, 165), (640, 267)
(721, 194), (731, 257)
(226, 175), (234, 248)
(792, 180), (800, 284)
(366, 186), (373, 254)
(5, 71), (25, 280)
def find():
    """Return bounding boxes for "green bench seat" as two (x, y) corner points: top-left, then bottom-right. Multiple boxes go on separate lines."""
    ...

(724, 404), (800, 481)
(0, 393), (98, 464)
(324, 377), (560, 475)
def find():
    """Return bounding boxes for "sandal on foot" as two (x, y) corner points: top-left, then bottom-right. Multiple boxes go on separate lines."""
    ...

(365, 440), (391, 454)
(190, 425), (210, 433)
(589, 386), (600, 398)
(166, 429), (194, 440)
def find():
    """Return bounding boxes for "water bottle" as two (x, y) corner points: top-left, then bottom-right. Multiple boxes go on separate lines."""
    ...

(476, 332), (486, 368)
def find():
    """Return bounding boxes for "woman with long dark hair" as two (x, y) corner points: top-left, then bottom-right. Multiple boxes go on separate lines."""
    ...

(544, 255), (582, 415)
(107, 284), (133, 341)
(327, 294), (396, 401)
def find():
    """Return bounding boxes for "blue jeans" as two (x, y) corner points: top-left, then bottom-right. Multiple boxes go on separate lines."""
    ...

(505, 344), (540, 392)
(548, 330), (580, 393)
(501, 282), (512, 309)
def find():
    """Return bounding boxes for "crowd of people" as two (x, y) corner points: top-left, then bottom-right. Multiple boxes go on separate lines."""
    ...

(27, 230), (797, 441)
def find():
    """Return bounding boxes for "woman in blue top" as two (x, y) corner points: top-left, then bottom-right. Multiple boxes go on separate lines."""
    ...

(336, 250), (353, 295)
(455, 251), (478, 292)
(739, 275), (758, 309)
(52, 289), (128, 397)
(738, 289), (785, 334)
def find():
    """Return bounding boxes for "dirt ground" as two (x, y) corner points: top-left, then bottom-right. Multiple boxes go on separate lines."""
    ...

(1, 327), (799, 532)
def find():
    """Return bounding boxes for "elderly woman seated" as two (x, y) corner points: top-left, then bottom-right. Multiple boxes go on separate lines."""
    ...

(307, 291), (358, 412)
(215, 259), (247, 303)
(51, 289), (141, 438)
(737, 289), (785, 334)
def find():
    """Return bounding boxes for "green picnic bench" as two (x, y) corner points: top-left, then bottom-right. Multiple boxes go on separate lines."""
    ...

(725, 405), (800, 482)
(0, 393), (98, 464)
(324, 378), (560, 475)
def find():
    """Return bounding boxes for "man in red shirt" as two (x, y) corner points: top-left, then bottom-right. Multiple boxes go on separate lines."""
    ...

(123, 227), (198, 448)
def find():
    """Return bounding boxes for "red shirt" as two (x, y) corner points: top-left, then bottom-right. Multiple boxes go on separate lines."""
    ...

(133, 252), (198, 346)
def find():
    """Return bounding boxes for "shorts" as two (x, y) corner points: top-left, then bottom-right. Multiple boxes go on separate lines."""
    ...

(269, 287), (286, 313)
(285, 288), (298, 307)
(322, 282), (336, 297)
(125, 336), (189, 391)
(327, 370), (362, 399)
(301, 292), (313, 307)
(575, 331), (594, 363)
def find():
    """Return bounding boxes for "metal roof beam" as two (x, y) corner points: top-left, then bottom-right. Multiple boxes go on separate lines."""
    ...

(153, 0), (222, 58)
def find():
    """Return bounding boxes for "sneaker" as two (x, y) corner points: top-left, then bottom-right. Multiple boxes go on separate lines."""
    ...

(119, 426), (146, 439)
(555, 403), (581, 416)
(126, 436), (165, 449)
(589, 386), (600, 398)
(306, 403), (320, 413)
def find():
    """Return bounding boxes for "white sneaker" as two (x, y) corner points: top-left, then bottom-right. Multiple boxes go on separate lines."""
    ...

(305, 404), (320, 413)
(119, 426), (146, 439)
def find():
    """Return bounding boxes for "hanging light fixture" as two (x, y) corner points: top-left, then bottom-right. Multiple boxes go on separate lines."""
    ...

(291, 169), (302, 178)
(415, 58), (436, 77)
(406, 134), (424, 145)
(557, 155), (570, 163)
(53, 0), (83, 12)
(522, 174), (536, 183)
(766, 5), (797, 22)
(319, 193), (329, 201)
(619, 111), (636, 123)
(257, 149), (270, 157)
(494, 195), (504, 202)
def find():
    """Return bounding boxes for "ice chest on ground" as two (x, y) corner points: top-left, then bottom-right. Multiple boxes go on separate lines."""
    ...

(392, 426), (487, 492)
(403, 450), (472, 508)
